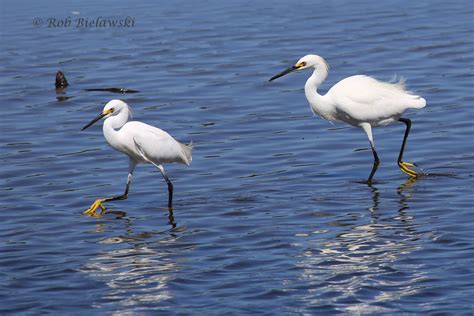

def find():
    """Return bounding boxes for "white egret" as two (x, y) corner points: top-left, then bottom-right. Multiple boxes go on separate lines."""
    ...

(81, 99), (192, 216)
(269, 54), (426, 184)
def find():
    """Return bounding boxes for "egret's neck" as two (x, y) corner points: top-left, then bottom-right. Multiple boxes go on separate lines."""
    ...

(103, 109), (130, 145)
(304, 67), (335, 121)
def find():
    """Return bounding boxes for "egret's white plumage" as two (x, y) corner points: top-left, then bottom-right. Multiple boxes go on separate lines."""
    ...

(100, 100), (192, 166)
(81, 99), (192, 216)
(270, 54), (426, 183)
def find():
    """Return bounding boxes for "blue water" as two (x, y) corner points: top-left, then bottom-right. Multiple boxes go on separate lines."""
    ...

(1, 0), (473, 314)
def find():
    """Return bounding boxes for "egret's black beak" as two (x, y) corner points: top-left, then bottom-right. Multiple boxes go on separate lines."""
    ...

(269, 65), (298, 82)
(81, 112), (107, 131)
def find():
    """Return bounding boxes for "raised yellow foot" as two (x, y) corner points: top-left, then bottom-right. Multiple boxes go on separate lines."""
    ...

(398, 161), (418, 178)
(84, 198), (108, 217)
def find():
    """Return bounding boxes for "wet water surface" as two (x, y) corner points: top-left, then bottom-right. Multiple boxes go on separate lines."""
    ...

(1, 0), (473, 314)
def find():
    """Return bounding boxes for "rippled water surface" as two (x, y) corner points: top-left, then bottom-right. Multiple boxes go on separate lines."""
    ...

(1, 1), (473, 314)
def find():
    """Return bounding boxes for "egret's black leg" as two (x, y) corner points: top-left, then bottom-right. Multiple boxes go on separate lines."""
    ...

(168, 209), (177, 228)
(84, 160), (137, 217)
(107, 172), (133, 201)
(360, 123), (380, 185)
(367, 142), (380, 185)
(397, 118), (418, 177)
(84, 172), (133, 216)
(164, 176), (174, 209)
(157, 165), (174, 210)
(398, 118), (411, 163)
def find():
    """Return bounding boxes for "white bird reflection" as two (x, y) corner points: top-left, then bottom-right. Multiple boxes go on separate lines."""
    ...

(86, 245), (176, 307)
(80, 213), (187, 312)
(291, 179), (430, 313)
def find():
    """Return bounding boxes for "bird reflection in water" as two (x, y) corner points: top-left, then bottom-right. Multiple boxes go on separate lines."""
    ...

(367, 176), (418, 213)
(81, 211), (186, 311)
(91, 207), (177, 229)
(292, 178), (429, 313)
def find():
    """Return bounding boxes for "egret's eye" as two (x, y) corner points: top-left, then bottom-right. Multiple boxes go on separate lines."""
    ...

(103, 108), (114, 115)
(295, 61), (306, 69)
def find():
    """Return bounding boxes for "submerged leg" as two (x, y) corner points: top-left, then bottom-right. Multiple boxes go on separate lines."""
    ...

(156, 164), (174, 210)
(84, 160), (137, 217)
(397, 118), (418, 178)
(360, 123), (380, 185)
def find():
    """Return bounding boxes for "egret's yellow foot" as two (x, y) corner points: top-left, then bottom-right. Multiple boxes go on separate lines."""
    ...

(398, 161), (418, 178)
(84, 198), (108, 217)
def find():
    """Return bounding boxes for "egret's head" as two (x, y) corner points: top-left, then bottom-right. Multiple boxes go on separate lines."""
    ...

(103, 99), (128, 117)
(269, 54), (329, 81)
(81, 99), (129, 131)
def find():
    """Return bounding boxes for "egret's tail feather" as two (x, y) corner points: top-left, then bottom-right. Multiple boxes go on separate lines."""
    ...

(180, 141), (193, 166)
(389, 75), (427, 109)
(415, 96), (426, 108)
(407, 95), (427, 109)
(390, 75), (406, 89)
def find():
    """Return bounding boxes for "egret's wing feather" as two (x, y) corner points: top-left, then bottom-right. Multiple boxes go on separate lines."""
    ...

(131, 124), (191, 165)
(329, 75), (425, 123)
(132, 137), (150, 163)
(331, 76), (404, 103)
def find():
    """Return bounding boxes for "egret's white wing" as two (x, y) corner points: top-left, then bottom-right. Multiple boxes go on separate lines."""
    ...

(328, 75), (425, 124)
(129, 122), (191, 165)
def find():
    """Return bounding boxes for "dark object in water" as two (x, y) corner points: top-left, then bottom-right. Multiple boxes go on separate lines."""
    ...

(55, 71), (71, 101)
(84, 88), (140, 94)
(55, 71), (69, 88)
(54, 71), (139, 95)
